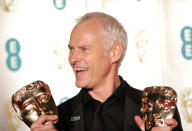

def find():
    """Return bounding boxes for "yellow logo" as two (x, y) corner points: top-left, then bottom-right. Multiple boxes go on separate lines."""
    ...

(181, 88), (192, 122)
(135, 30), (150, 63)
(100, 0), (119, 9)
(0, 0), (20, 12)
(53, 41), (69, 70)
(5, 101), (26, 131)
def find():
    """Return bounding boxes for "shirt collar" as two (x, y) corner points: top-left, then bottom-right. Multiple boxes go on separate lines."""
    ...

(82, 76), (125, 107)
(112, 76), (125, 104)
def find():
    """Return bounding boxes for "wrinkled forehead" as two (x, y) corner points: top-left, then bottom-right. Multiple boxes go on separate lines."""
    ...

(13, 81), (50, 104)
(143, 86), (177, 100)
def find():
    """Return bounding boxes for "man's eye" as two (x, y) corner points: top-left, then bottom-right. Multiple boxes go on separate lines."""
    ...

(69, 48), (74, 53)
(82, 48), (88, 51)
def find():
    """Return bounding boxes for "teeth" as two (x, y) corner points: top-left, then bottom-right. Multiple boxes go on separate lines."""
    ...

(74, 68), (88, 72)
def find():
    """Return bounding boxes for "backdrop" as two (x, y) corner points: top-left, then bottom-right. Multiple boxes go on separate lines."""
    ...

(0, 0), (191, 130)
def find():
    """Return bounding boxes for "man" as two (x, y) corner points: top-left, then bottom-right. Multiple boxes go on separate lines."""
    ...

(30, 12), (183, 131)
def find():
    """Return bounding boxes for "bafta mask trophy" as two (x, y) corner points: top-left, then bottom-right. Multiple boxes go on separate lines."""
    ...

(12, 81), (58, 127)
(141, 86), (177, 131)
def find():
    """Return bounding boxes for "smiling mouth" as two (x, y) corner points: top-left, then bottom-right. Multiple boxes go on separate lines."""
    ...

(74, 68), (88, 73)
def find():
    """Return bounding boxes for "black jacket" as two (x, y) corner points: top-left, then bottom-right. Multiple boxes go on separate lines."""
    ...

(55, 78), (183, 131)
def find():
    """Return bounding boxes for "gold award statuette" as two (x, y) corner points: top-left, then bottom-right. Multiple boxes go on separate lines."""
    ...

(12, 81), (58, 127)
(141, 86), (177, 131)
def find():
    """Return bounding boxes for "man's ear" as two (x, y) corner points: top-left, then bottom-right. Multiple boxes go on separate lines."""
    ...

(109, 42), (123, 64)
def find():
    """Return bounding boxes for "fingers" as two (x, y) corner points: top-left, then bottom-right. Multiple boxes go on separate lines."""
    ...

(151, 119), (178, 131)
(134, 115), (145, 131)
(31, 115), (58, 131)
(151, 126), (172, 131)
(164, 119), (178, 129)
(134, 116), (178, 131)
(31, 123), (56, 131)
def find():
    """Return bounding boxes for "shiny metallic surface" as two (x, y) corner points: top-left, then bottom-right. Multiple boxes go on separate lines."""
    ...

(141, 86), (177, 131)
(12, 81), (58, 127)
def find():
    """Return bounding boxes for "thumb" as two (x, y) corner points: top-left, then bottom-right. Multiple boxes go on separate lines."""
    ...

(134, 115), (145, 131)
(31, 115), (58, 129)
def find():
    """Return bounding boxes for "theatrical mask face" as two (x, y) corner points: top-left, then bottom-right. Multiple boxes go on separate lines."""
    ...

(141, 86), (177, 131)
(181, 88), (192, 122)
(12, 81), (58, 127)
(135, 30), (149, 63)
(0, 0), (20, 12)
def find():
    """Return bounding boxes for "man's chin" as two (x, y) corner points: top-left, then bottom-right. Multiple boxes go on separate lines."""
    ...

(76, 84), (92, 90)
(75, 83), (86, 88)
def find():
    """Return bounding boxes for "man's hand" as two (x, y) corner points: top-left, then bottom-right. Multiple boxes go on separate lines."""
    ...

(30, 115), (58, 131)
(134, 115), (178, 131)
(134, 115), (145, 131)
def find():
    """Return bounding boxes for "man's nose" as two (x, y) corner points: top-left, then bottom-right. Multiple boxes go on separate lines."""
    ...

(69, 50), (81, 64)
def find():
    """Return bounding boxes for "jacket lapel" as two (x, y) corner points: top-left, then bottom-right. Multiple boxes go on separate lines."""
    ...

(123, 82), (142, 131)
(124, 95), (140, 131)
(68, 91), (85, 131)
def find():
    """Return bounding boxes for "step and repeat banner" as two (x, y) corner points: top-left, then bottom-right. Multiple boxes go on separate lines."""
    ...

(162, 0), (192, 130)
(0, 0), (191, 130)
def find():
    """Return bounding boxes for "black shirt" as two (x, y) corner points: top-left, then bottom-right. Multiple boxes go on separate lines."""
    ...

(82, 82), (125, 131)
(55, 76), (183, 131)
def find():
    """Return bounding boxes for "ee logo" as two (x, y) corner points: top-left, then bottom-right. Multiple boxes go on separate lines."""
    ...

(59, 96), (69, 104)
(6, 38), (21, 71)
(53, 0), (66, 10)
(181, 26), (192, 60)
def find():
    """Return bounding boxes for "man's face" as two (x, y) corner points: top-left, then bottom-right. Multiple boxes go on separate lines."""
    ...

(68, 19), (112, 89)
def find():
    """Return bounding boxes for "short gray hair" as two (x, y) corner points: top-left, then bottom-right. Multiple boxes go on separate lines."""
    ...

(76, 12), (128, 67)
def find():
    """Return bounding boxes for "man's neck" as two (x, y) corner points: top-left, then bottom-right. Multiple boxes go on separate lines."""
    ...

(88, 74), (121, 103)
